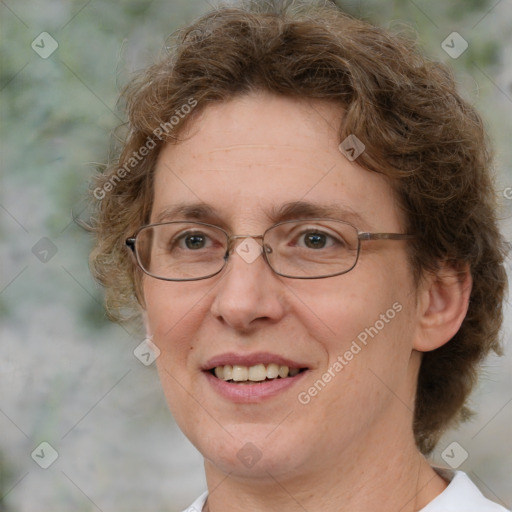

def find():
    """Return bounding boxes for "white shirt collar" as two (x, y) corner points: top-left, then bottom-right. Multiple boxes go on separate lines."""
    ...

(419, 469), (509, 511)
(182, 471), (509, 512)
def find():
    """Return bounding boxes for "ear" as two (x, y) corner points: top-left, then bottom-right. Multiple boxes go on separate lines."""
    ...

(414, 262), (472, 352)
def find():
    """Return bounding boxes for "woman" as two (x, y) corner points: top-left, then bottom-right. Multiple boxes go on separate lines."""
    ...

(90, 1), (509, 510)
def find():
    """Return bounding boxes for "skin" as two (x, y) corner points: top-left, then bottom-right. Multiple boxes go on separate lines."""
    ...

(142, 91), (472, 512)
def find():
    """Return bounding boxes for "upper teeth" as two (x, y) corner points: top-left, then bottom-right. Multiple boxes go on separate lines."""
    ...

(214, 364), (300, 382)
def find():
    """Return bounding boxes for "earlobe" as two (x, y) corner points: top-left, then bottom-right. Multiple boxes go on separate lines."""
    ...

(414, 263), (472, 352)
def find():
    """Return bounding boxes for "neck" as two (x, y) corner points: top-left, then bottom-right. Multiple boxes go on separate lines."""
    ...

(202, 410), (446, 512)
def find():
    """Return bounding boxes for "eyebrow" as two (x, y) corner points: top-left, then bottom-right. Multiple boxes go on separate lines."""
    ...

(268, 201), (370, 229)
(154, 200), (371, 230)
(155, 203), (223, 224)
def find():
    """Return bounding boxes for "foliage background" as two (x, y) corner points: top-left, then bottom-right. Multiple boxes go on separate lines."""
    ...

(1, 0), (511, 511)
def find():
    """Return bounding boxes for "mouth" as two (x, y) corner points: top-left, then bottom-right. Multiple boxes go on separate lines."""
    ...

(202, 353), (309, 401)
(209, 363), (307, 383)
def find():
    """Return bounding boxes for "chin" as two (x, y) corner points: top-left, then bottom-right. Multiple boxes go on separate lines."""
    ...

(195, 423), (309, 479)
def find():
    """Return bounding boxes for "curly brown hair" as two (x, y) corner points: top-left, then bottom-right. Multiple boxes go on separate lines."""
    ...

(89, 0), (508, 454)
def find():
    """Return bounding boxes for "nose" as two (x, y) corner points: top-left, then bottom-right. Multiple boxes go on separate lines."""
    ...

(210, 236), (287, 332)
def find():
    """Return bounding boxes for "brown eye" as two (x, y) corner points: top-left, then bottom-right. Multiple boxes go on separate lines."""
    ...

(169, 230), (213, 251)
(293, 228), (344, 250)
(303, 232), (328, 249)
(184, 234), (207, 249)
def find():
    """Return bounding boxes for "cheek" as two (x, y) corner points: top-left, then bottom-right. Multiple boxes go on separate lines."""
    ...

(295, 260), (416, 372)
(143, 282), (206, 416)
(143, 280), (202, 358)
(297, 282), (416, 423)
(292, 269), (403, 334)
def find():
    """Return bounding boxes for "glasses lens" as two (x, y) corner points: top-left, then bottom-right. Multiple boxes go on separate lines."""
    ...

(264, 220), (359, 278)
(135, 223), (228, 280)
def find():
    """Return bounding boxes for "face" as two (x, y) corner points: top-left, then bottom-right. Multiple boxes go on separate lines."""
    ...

(143, 92), (421, 480)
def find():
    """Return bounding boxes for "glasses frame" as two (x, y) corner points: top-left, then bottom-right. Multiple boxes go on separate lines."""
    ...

(125, 218), (415, 281)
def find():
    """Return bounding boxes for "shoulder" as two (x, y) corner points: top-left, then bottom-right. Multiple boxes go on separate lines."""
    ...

(420, 470), (510, 512)
(181, 491), (208, 512)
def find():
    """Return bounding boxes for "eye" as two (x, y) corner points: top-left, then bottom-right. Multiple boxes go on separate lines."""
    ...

(294, 228), (343, 250)
(183, 233), (207, 250)
(302, 231), (329, 249)
(172, 230), (214, 250)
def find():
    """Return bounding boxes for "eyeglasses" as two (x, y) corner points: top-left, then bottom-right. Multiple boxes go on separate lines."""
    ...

(125, 219), (415, 281)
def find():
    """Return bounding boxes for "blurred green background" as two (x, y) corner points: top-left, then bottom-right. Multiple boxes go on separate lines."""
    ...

(1, 1), (511, 511)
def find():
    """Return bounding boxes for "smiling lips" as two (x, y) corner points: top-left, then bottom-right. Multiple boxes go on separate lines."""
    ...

(213, 363), (301, 382)
(203, 352), (307, 389)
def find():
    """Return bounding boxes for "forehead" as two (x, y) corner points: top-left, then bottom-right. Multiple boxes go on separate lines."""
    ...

(151, 92), (401, 231)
